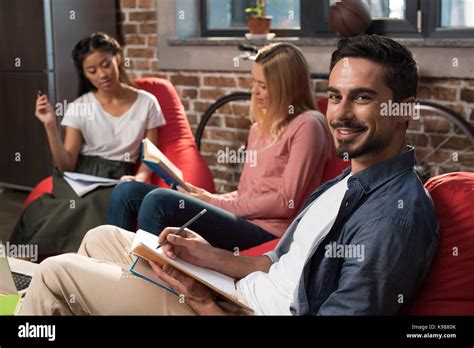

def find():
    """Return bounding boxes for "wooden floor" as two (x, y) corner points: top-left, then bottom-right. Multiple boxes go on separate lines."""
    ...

(0, 188), (28, 242)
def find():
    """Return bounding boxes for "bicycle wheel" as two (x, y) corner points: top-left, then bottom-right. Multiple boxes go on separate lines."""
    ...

(195, 92), (252, 192)
(197, 94), (474, 185)
(195, 92), (251, 150)
(408, 101), (474, 181)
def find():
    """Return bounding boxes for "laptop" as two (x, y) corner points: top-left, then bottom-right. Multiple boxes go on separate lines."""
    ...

(0, 247), (38, 296)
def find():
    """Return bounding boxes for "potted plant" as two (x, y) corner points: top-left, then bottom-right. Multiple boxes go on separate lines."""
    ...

(245, 0), (272, 35)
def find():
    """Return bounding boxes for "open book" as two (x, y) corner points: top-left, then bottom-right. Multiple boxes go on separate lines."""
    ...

(141, 138), (190, 191)
(63, 172), (119, 197)
(130, 229), (253, 312)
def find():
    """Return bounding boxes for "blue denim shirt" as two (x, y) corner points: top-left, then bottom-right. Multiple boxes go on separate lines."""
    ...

(266, 147), (439, 315)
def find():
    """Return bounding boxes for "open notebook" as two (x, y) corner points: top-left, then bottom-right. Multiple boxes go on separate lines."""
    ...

(141, 138), (190, 191)
(130, 229), (252, 312)
(63, 172), (119, 197)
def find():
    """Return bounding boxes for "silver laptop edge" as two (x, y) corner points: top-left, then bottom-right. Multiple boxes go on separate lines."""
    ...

(0, 242), (38, 295)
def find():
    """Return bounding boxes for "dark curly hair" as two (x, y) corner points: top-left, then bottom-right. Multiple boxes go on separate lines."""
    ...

(72, 32), (134, 97)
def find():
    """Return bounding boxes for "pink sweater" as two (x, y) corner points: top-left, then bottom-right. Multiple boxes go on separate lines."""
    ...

(208, 111), (331, 237)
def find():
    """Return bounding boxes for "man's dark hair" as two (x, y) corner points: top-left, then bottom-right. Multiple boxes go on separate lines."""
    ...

(329, 35), (418, 102)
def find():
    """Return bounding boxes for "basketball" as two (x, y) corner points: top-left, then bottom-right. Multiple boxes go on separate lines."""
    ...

(328, 0), (372, 37)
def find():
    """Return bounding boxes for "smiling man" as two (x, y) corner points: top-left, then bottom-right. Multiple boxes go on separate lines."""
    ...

(326, 44), (416, 174)
(20, 35), (439, 316)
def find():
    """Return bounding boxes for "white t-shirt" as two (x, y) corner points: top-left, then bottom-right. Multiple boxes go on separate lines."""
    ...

(239, 174), (351, 315)
(61, 89), (165, 163)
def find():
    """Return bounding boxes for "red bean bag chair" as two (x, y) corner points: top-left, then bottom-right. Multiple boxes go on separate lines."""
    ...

(241, 97), (350, 256)
(22, 77), (215, 210)
(410, 172), (474, 315)
(135, 78), (214, 191)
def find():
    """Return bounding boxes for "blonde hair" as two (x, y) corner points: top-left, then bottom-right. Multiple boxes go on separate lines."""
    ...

(250, 43), (325, 142)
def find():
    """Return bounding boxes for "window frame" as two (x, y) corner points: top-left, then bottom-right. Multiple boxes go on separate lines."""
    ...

(422, 0), (474, 38)
(307, 0), (422, 38)
(366, 0), (422, 38)
(199, 0), (474, 39)
(200, 0), (316, 37)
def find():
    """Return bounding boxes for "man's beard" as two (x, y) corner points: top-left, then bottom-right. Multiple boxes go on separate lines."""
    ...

(331, 119), (389, 159)
(336, 134), (388, 159)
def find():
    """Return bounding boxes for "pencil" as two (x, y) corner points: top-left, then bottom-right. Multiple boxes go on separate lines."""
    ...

(156, 209), (207, 249)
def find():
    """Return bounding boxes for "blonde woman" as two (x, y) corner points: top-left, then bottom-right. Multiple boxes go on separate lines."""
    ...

(106, 42), (332, 250)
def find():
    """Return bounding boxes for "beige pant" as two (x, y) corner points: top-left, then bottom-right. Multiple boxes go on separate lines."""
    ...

(19, 225), (196, 315)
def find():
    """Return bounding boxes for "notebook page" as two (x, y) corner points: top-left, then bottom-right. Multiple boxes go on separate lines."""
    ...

(142, 139), (184, 180)
(63, 176), (118, 197)
(132, 229), (237, 296)
(63, 172), (120, 183)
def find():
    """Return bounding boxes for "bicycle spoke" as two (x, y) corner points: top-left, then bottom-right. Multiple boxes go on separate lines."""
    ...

(417, 134), (453, 163)
(437, 145), (473, 168)
(414, 119), (472, 164)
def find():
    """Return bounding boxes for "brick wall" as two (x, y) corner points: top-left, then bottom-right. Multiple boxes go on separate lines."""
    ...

(119, 0), (159, 77)
(119, 0), (474, 192)
(414, 78), (474, 174)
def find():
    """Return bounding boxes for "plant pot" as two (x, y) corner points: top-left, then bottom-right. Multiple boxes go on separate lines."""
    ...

(247, 16), (272, 34)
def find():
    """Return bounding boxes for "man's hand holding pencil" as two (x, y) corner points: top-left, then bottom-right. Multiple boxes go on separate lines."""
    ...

(156, 225), (215, 269)
(148, 213), (232, 315)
